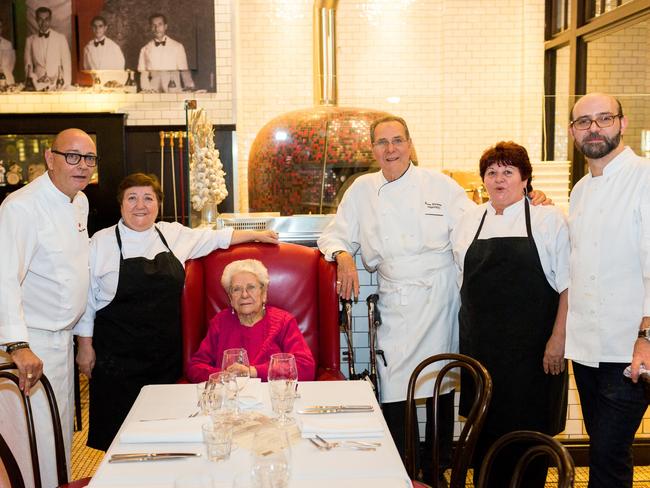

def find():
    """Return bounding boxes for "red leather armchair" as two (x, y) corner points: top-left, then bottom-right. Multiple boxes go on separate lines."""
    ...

(181, 242), (344, 381)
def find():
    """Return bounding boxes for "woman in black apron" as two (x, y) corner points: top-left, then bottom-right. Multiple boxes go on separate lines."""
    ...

(75, 173), (278, 451)
(453, 142), (569, 487)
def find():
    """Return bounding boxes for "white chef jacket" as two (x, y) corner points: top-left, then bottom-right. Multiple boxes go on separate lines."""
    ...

(24, 29), (71, 87)
(0, 171), (89, 488)
(318, 164), (473, 402)
(451, 198), (570, 293)
(74, 220), (234, 337)
(0, 36), (15, 85)
(566, 147), (650, 366)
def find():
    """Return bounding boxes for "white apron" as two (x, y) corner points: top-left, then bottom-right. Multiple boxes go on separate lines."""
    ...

(0, 329), (73, 488)
(376, 249), (459, 403)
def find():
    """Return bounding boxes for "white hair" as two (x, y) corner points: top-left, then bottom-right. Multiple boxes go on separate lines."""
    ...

(221, 259), (270, 291)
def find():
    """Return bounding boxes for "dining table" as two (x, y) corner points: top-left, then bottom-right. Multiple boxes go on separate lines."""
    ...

(87, 379), (412, 488)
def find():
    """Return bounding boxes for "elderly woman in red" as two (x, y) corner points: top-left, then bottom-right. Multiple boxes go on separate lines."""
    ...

(187, 259), (316, 382)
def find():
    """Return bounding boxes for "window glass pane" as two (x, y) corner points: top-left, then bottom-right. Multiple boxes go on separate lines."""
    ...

(553, 46), (571, 161)
(586, 19), (650, 157)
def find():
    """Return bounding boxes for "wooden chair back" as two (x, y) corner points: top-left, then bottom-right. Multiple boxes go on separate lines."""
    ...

(405, 353), (493, 488)
(0, 363), (90, 488)
(477, 430), (575, 488)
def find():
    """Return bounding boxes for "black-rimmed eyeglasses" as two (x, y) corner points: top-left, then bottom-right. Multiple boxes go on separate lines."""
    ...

(570, 113), (622, 131)
(51, 149), (99, 167)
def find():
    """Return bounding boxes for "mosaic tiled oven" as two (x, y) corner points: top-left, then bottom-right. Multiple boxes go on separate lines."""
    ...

(248, 106), (392, 215)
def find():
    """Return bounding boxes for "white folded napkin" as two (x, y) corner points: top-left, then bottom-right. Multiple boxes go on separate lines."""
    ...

(239, 378), (263, 410)
(119, 415), (209, 443)
(298, 415), (385, 439)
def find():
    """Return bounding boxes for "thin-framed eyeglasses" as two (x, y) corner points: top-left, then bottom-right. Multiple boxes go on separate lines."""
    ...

(372, 137), (408, 149)
(570, 113), (622, 131)
(51, 149), (99, 167)
(230, 283), (263, 296)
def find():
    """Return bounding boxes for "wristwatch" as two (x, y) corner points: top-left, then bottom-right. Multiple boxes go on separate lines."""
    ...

(638, 329), (650, 340)
(6, 342), (30, 354)
(331, 250), (345, 260)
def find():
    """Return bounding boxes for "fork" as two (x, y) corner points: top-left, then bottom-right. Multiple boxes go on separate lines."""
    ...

(312, 435), (377, 451)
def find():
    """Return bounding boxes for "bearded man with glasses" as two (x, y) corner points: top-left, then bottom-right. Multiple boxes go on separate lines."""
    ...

(0, 128), (96, 487)
(566, 92), (650, 488)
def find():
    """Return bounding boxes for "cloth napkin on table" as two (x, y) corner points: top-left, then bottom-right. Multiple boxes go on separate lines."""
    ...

(239, 378), (263, 410)
(119, 415), (209, 443)
(298, 414), (385, 439)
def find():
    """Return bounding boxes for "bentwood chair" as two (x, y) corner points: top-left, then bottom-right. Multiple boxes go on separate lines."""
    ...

(405, 353), (493, 488)
(476, 430), (575, 488)
(0, 363), (90, 488)
(180, 242), (345, 382)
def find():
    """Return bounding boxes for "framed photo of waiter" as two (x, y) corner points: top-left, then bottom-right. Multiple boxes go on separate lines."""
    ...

(4, 0), (216, 94)
(76, 0), (216, 93)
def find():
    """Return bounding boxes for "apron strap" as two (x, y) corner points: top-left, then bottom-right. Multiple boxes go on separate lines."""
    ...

(153, 225), (173, 252)
(115, 225), (124, 261)
(473, 210), (488, 240)
(524, 198), (545, 274)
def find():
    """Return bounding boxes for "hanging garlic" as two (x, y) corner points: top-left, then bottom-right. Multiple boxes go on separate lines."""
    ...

(188, 109), (228, 211)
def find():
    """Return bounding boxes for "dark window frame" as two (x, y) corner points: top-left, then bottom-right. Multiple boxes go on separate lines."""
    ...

(544, 0), (650, 184)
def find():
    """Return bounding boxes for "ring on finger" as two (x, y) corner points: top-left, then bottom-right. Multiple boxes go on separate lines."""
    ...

(27, 373), (34, 379)
(336, 281), (341, 284)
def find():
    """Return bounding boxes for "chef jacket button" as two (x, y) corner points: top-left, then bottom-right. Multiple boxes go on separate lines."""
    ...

(590, 275), (596, 280)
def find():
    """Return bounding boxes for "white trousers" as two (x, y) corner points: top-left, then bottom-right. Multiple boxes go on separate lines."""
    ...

(0, 328), (73, 488)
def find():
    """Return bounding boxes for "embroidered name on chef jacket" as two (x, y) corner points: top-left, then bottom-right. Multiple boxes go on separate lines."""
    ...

(424, 201), (443, 216)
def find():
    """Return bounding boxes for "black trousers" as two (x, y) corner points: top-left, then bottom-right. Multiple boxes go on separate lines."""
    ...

(573, 362), (648, 488)
(383, 390), (454, 485)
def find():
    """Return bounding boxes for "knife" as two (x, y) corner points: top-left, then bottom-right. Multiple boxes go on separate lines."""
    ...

(297, 405), (374, 414)
(109, 452), (201, 463)
(304, 405), (373, 410)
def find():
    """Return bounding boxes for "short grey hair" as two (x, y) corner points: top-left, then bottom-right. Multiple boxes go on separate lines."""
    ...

(221, 259), (270, 292)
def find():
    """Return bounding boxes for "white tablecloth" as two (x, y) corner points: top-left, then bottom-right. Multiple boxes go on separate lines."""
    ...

(88, 380), (411, 488)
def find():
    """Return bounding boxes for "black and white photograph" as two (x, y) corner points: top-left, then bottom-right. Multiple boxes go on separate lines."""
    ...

(1, 0), (216, 93)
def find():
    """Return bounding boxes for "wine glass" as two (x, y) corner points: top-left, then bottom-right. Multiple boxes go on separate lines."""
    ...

(267, 353), (298, 425)
(251, 426), (291, 488)
(208, 371), (237, 423)
(222, 348), (250, 415)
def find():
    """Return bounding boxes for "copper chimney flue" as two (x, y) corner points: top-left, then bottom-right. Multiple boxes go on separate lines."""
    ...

(313, 0), (339, 106)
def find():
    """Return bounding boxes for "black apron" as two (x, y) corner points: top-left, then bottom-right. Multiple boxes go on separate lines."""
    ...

(458, 199), (567, 437)
(87, 225), (185, 450)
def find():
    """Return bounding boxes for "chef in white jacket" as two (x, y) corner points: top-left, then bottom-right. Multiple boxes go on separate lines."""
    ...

(318, 115), (470, 484)
(318, 116), (549, 484)
(0, 128), (96, 487)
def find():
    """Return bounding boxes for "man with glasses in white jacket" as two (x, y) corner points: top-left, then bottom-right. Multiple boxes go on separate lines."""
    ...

(566, 92), (650, 488)
(0, 128), (96, 487)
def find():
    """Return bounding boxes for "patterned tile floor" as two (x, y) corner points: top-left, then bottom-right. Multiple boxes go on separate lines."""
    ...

(71, 376), (650, 485)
